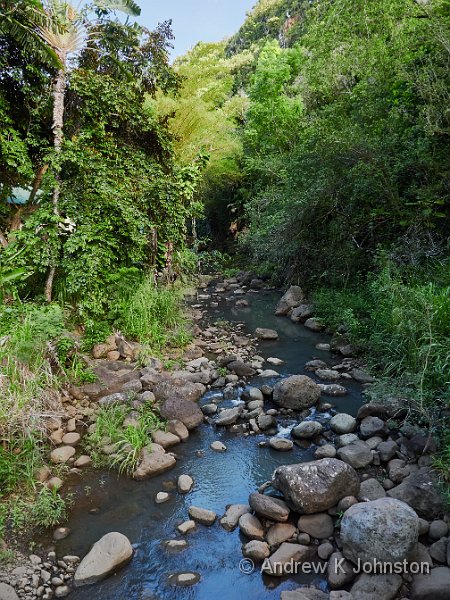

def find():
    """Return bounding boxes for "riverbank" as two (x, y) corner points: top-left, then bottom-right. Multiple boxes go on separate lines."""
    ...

(1, 274), (449, 600)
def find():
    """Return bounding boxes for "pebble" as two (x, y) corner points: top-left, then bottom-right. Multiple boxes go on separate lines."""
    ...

(177, 475), (194, 494)
(155, 492), (170, 504)
(210, 441), (227, 452)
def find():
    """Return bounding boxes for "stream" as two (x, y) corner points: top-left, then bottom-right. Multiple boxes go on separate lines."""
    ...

(42, 290), (365, 599)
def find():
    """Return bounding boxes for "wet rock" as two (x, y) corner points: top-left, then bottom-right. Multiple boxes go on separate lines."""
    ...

(220, 504), (251, 531)
(266, 523), (297, 547)
(350, 574), (402, 600)
(410, 566), (450, 599)
(242, 540), (270, 562)
(337, 440), (373, 469)
(54, 586), (70, 598)
(305, 360), (328, 372)
(202, 403), (218, 415)
(215, 406), (243, 426)
(249, 493), (290, 522)
(319, 384), (348, 397)
(272, 458), (360, 514)
(267, 357), (284, 366)
(257, 415), (277, 430)
(358, 478), (386, 501)
(50, 446), (75, 464)
(151, 430), (180, 449)
(159, 397), (203, 430)
(263, 543), (313, 576)
(239, 513), (264, 540)
(255, 328), (279, 340)
(74, 532), (133, 587)
(386, 467), (445, 519)
(177, 474), (194, 494)
(298, 513), (334, 539)
(292, 421), (323, 439)
(210, 441), (227, 452)
(177, 520), (196, 534)
(290, 304), (314, 323)
(275, 286), (305, 315)
(226, 361), (256, 378)
(304, 318), (324, 332)
(188, 506), (216, 526)
(341, 498), (419, 565)
(330, 414), (356, 434)
(350, 369), (375, 384)
(273, 375), (321, 410)
(165, 540), (188, 550)
(153, 379), (203, 404)
(170, 572), (200, 587)
(155, 492), (169, 504)
(53, 527), (70, 541)
(269, 437), (293, 451)
(259, 369), (280, 378)
(133, 448), (176, 480)
(316, 369), (340, 382)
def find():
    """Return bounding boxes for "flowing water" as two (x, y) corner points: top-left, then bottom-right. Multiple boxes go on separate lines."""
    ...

(40, 290), (365, 599)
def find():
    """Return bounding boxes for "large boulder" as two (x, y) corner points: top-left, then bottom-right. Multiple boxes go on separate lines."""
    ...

(74, 532), (133, 586)
(386, 467), (445, 519)
(275, 286), (305, 315)
(153, 378), (203, 404)
(0, 583), (19, 600)
(341, 498), (419, 565)
(159, 397), (203, 430)
(410, 567), (450, 600)
(272, 458), (360, 514)
(273, 375), (321, 410)
(132, 448), (176, 480)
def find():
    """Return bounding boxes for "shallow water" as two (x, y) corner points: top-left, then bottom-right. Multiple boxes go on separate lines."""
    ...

(42, 289), (364, 599)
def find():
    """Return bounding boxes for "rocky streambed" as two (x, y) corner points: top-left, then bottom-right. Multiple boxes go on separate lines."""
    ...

(1, 276), (449, 600)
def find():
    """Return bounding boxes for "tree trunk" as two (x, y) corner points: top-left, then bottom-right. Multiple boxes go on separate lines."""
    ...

(45, 65), (66, 303)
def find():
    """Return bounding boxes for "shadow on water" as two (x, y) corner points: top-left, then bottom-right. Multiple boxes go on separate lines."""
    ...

(43, 289), (364, 599)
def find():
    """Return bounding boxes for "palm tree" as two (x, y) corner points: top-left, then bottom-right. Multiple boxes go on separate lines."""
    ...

(35, 0), (141, 301)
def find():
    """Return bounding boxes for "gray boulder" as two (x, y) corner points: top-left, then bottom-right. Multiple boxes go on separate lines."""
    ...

(273, 375), (321, 410)
(386, 467), (445, 519)
(0, 584), (19, 600)
(159, 397), (203, 430)
(272, 458), (360, 514)
(132, 448), (176, 480)
(74, 532), (133, 586)
(275, 286), (305, 315)
(249, 492), (290, 522)
(350, 574), (402, 600)
(292, 421), (323, 439)
(255, 328), (279, 340)
(337, 440), (373, 469)
(411, 566), (450, 600)
(341, 498), (419, 565)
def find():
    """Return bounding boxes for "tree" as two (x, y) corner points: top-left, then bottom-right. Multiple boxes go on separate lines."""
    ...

(35, 0), (141, 301)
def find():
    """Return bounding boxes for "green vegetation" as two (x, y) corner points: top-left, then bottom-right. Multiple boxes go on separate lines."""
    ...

(86, 402), (164, 474)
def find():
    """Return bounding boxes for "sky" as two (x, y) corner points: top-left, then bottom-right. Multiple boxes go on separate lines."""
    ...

(136, 0), (256, 58)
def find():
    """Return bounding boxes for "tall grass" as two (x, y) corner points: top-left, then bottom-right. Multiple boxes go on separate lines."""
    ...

(115, 276), (192, 351)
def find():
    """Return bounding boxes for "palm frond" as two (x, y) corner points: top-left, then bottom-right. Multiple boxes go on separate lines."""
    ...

(95, 0), (141, 16)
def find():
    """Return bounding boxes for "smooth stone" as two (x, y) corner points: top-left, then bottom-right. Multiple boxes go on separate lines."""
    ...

(410, 566), (450, 599)
(74, 532), (133, 587)
(177, 474), (194, 494)
(315, 445), (337, 459)
(177, 520), (196, 534)
(337, 440), (373, 469)
(155, 492), (169, 504)
(50, 446), (75, 464)
(255, 328), (279, 340)
(170, 572), (200, 587)
(133, 449), (176, 480)
(53, 527), (70, 541)
(292, 421), (323, 439)
(151, 429), (180, 448)
(215, 406), (243, 426)
(263, 543), (313, 576)
(298, 513), (334, 539)
(242, 540), (270, 562)
(359, 478), (386, 501)
(249, 492), (290, 522)
(74, 455), (91, 468)
(0, 583), (19, 600)
(318, 541), (334, 560)
(239, 513), (264, 540)
(220, 504), (251, 531)
(350, 573), (402, 600)
(210, 441), (227, 452)
(61, 432), (81, 446)
(265, 523), (297, 547)
(429, 520), (449, 540)
(188, 506), (216, 526)
(330, 414), (357, 434)
(269, 437), (293, 451)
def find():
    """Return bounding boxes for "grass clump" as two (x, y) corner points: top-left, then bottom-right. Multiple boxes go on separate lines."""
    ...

(86, 402), (164, 475)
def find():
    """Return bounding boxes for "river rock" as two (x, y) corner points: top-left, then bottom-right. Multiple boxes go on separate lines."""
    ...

(153, 379), (203, 403)
(74, 455), (91, 468)
(202, 403), (217, 415)
(410, 566), (450, 599)
(239, 513), (264, 540)
(350, 369), (375, 384)
(266, 523), (297, 547)
(178, 474), (194, 493)
(170, 572), (200, 587)
(263, 543), (313, 576)
(74, 532), (133, 586)
(272, 458), (360, 514)
(337, 440), (373, 469)
(327, 552), (356, 589)
(330, 414), (356, 434)
(249, 493), (290, 522)
(275, 286), (305, 315)
(226, 361), (256, 377)
(159, 397), (203, 430)
(155, 492), (169, 504)
(292, 421), (323, 439)
(298, 513), (334, 539)
(318, 541), (334, 560)
(177, 520), (196, 534)
(61, 432), (80, 446)
(167, 419), (189, 442)
(255, 328), (279, 340)
(316, 369), (340, 382)
(133, 448), (176, 480)
(319, 384), (348, 397)
(220, 504), (251, 531)
(188, 506), (216, 525)
(242, 540), (270, 562)
(341, 498), (419, 565)
(377, 440), (398, 462)
(0, 583), (19, 600)
(257, 415), (277, 430)
(358, 478), (386, 501)
(315, 444), (337, 459)
(281, 590), (328, 600)
(50, 446), (75, 464)
(304, 318), (324, 332)
(273, 375), (321, 410)
(386, 467), (445, 519)
(350, 573), (402, 600)
(290, 304), (314, 323)
(359, 416), (386, 439)
(151, 430), (180, 448)
(429, 520), (449, 539)
(269, 437), (293, 451)
(215, 406), (243, 426)
(210, 441), (227, 452)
